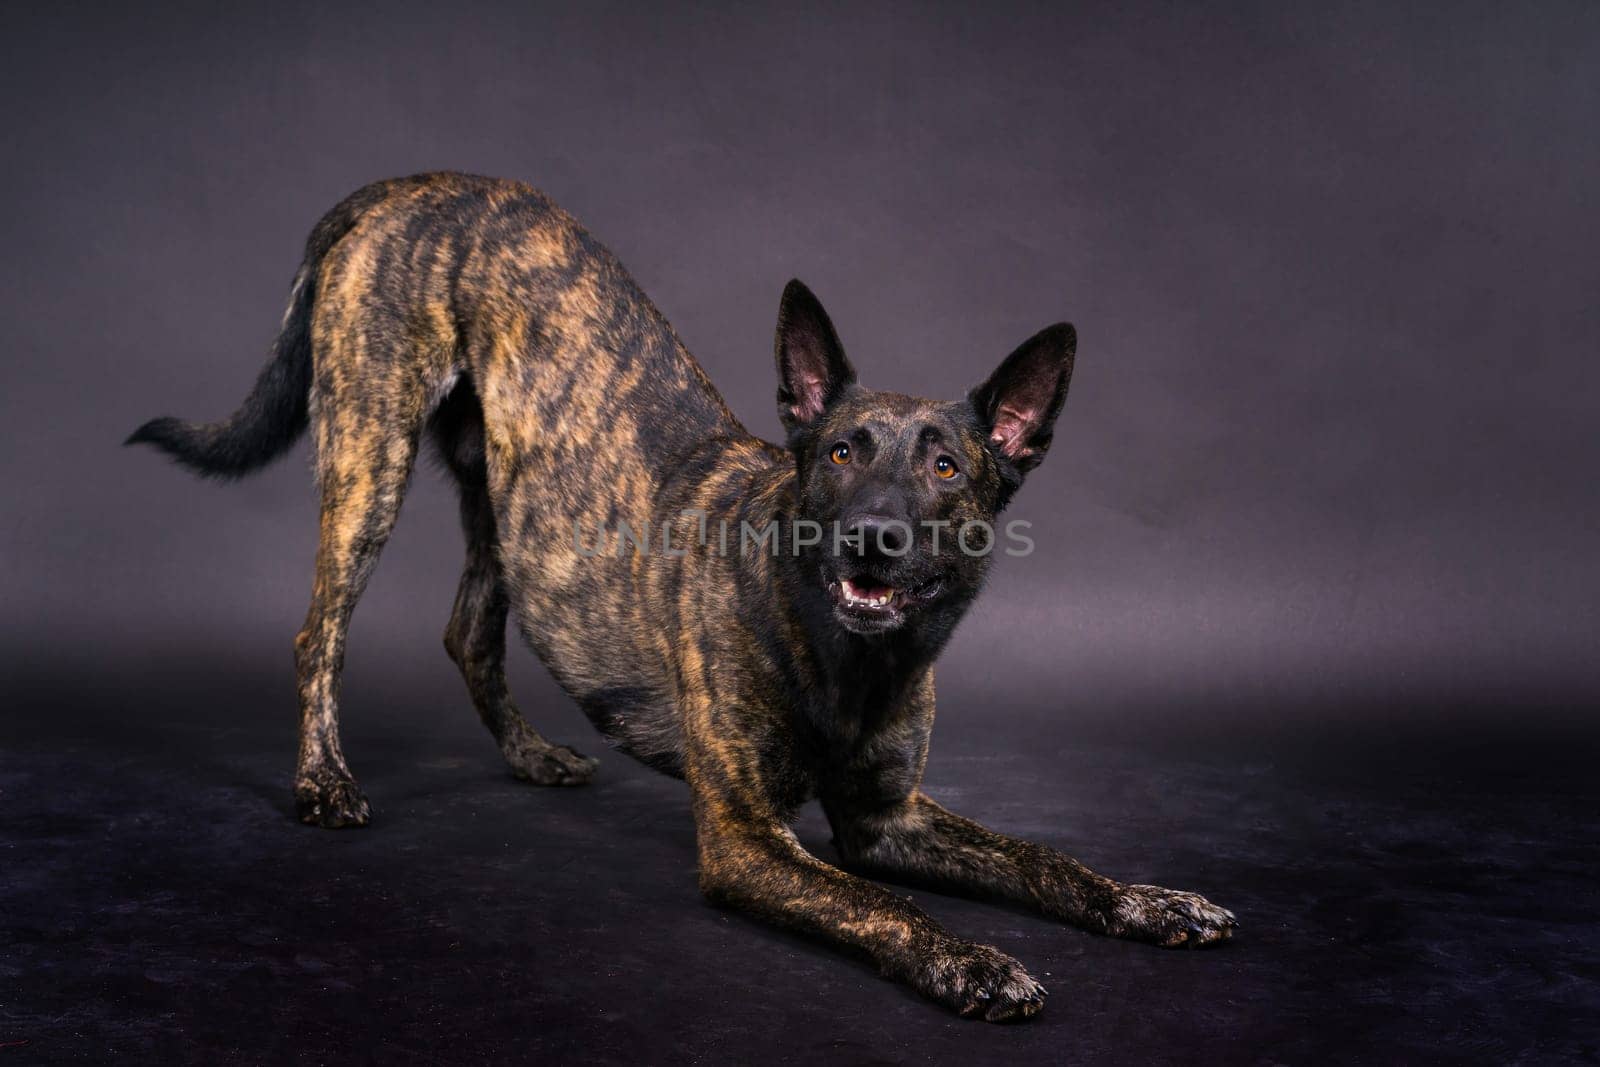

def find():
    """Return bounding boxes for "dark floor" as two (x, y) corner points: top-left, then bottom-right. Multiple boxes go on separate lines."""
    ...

(3, 647), (1598, 1065)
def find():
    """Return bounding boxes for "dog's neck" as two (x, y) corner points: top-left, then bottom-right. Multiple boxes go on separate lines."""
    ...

(768, 547), (950, 744)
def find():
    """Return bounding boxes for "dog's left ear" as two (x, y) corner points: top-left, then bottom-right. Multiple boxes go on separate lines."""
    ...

(775, 279), (856, 434)
(969, 323), (1076, 474)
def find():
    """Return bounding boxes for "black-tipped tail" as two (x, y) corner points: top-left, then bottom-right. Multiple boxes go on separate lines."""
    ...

(125, 181), (395, 479)
(124, 281), (313, 479)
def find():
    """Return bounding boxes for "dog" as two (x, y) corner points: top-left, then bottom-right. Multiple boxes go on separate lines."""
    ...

(129, 172), (1235, 1021)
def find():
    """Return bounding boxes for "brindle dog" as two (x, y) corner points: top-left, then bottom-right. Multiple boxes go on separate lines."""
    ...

(129, 172), (1235, 1021)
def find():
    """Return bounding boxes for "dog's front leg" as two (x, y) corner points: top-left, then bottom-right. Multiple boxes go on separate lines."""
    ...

(827, 792), (1237, 948)
(688, 772), (1046, 1021)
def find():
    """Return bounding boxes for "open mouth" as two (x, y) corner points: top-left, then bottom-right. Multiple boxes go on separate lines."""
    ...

(824, 572), (944, 633)
(839, 576), (904, 612)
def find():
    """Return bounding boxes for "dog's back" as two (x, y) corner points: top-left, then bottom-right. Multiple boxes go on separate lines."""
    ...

(130, 172), (774, 812)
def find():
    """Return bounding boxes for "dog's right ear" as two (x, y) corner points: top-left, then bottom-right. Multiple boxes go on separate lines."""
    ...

(775, 279), (856, 434)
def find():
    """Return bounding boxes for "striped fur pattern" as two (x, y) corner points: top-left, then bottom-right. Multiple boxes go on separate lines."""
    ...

(130, 173), (1234, 1020)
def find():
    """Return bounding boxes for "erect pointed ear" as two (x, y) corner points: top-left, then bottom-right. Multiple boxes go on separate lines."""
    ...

(775, 279), (856, 433)
(969, 323), (1076, 473)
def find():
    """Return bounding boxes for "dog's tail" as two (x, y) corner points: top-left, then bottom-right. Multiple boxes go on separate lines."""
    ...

(124, 184), (389, 479)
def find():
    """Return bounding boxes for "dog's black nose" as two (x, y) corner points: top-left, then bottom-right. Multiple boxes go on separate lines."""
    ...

(847, 514), (911, 556)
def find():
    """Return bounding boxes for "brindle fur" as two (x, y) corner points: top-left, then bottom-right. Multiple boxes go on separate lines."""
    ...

(129, 172), (1235, 1021)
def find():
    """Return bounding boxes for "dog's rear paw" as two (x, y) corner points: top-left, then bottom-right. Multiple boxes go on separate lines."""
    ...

(912, 941), (1047, 1022)
(1112, 883), (1237, 948)
(295, 774), (371, 829)
(505, 739), (599, 786)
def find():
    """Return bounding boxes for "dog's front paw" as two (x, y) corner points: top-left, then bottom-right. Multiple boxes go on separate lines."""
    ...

(1110, 883), (1237, 948)
(908, 941), (1047, 1022)
(504, 737), (599, 786)
(294, 773), (371, 829)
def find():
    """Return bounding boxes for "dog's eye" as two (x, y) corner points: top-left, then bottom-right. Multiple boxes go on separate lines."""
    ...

(829, 443), (852, 465)
(934, 455), (958, 479)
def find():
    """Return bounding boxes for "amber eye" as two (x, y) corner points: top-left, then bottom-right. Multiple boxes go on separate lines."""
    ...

(934, 455), (958, 479)
(829, 443), (852, 465)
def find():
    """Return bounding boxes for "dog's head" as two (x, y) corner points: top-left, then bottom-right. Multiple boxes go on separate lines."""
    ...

(774, 280), (1075, 639)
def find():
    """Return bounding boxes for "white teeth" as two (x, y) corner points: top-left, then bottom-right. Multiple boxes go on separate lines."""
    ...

(841, 581), (896, 609)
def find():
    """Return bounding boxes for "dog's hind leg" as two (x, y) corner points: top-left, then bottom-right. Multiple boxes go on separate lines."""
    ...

(432, 382), (600, 786)
(292, 368), (424, 828)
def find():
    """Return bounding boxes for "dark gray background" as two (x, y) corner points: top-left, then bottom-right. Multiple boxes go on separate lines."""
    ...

(4, 1), (1598, 728)
(4, 2), (1598, 1062)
